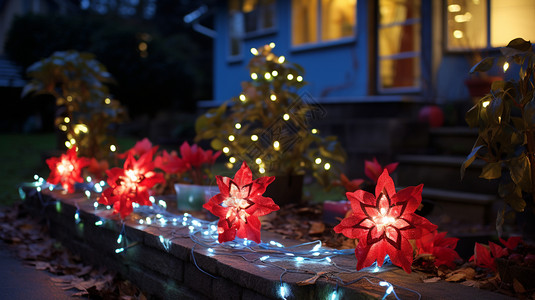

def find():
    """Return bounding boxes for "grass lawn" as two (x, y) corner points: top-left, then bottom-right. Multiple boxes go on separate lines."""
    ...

(0, 133), (138, 206)
(0, 133), (56, 206)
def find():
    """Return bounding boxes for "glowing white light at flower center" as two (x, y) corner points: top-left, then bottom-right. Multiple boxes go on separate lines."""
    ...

(223, 194), (251, 223)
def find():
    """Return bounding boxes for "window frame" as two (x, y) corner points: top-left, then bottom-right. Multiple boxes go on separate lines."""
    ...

(290, 0), (357, 50)
(375, 0), (423, 94)
(227, 0), (278, 61)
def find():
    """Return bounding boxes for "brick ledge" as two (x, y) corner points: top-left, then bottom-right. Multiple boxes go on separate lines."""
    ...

(23, 188), (512, 300)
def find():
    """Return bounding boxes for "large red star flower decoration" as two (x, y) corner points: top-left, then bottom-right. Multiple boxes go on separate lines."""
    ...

(98, 151), (164, 219)
(203, 162), (279, 243)
(46, 147), (90, 193)
(334, 169), (437, 273)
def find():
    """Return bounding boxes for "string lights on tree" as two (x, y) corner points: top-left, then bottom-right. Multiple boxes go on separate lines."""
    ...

(195, 43), (346, 188)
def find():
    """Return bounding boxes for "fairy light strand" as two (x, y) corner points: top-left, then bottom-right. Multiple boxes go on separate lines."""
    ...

(21, 176), (423, 300)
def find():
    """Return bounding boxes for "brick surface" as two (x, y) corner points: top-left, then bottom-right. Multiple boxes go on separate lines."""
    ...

(23, 189), (516, 300)
(124, 244), (184, 282)
(212, 277), (242, 300)
(183, 261), (214, 298)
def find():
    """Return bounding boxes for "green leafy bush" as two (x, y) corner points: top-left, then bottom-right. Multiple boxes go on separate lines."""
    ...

(463, 38), (535, 231)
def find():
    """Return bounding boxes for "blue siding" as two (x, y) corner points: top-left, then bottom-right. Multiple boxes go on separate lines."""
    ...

(213, 0), (373, 103)
(212, 1), (483, 105)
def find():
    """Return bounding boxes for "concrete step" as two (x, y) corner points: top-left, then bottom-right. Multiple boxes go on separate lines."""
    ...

(419, 187), (499, 226)
(396, 154), (498, 194)
(428, 126), (479, 155)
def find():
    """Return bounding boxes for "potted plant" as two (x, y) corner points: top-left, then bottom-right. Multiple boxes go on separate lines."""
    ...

(462, 38), (535, 236)
(195, 44), (346, 206)
(23, 50), (127, 160)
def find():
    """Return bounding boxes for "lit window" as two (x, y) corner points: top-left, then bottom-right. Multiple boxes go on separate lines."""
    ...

(378, 0), (421, 91)
(229, 0), (276, 57)
(292, 0), (356, 46)
(446, 0), (535, 50)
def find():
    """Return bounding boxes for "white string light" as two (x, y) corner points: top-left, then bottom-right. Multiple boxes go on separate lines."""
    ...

(22, 177), (422, 300)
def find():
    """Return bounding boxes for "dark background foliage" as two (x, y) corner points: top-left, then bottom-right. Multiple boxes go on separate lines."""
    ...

(4, 9), (212, 117)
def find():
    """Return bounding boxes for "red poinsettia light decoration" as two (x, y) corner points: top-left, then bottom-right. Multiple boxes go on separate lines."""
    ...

(98, 151), (164, 219)
(154, 150), (186, 174)
(87, 158), (109, 181)
(179, 141), (221, 185)
(118, 138), (158, 159)
(46, 147), (90, 193)
(338, 173), (365, 193)
(203, 162), (279, 243)
(334, 169), (437, 273)
(364, 157), (398, 183)
(470, 236), (522, 271)
(416, 230), (461, 269)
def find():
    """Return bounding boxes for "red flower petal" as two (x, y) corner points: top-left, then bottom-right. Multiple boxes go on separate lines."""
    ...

(375, 169), (396, 200)
(203, 161), (278, 244)
(335, 170), (437, 273)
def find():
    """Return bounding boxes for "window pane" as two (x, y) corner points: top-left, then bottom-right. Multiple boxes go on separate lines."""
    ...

(243, 0), (259, 33)
(321, 0), (356, 41)
(229, 0), (244, 56)
(379, 57), (421, 89)
(446, 0), (487, 50)
(261, 0), (276, 29)
(491, 0), (535, 47)
(378, 0), (421, 91)
(292, 0), (318, 45)
(378, 24), (421, 56)
(379, 0), (408, 25)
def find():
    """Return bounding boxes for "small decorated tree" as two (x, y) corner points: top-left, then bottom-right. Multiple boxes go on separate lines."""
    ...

(195, 44), (346, 204)
(23, 50), (127, 160)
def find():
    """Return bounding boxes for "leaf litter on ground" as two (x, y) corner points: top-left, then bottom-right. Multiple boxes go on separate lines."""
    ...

(0, 203), (146, 299)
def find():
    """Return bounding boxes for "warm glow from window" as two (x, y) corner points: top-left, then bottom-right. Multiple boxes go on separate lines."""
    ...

(490, 0), (535, 47)
(448, 4), (461, 12)
(446, 0), (535, 50)
(292, 0), (356, 46)
(378, 0), (421, 91)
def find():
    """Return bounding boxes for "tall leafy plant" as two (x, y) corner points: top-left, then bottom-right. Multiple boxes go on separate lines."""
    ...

(463, 38), (535, 232)
(23, 51), (127, 160)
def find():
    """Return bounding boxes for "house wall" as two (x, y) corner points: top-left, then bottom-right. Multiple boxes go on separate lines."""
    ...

(213, 0), (375, 104)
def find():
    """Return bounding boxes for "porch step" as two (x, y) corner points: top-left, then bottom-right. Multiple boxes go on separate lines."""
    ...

(396, 154), (498, 194)
(419, 187), (498, 225)
(428, 127), (478, 155)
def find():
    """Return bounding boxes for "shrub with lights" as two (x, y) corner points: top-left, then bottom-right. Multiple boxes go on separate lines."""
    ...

(23, 50), (127, 160)
(195, 44), (346, 195)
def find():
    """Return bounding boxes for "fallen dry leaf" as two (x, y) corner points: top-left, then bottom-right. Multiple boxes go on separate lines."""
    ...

(296, 271), (329, 286)
(308, 221), (325, 235)
(423, 277), (441, 283)
(445, 272), (466, 282)
(513, 278), (526, 294)
(461, 280), (479, 288)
